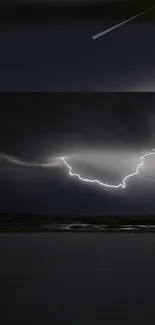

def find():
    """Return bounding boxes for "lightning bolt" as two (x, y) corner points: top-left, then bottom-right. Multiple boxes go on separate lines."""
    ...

(1, 150), (155, 190)
(140, 176), (155, 182)
(60, 149), (155, 189)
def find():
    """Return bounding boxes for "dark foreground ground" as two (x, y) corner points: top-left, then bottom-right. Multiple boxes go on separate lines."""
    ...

(1, 232), (155, 324)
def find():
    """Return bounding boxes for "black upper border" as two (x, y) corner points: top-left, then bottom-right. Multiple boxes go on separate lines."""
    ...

(0, 1), (155, 21)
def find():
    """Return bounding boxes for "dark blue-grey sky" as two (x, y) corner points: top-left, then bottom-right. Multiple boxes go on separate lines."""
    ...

(1, 93), (155, 215)
(0, 0), (155, 91)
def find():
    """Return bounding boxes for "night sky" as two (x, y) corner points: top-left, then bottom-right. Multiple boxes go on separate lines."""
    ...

(1, 93), (155, 215)
(0, 0), (155, 91)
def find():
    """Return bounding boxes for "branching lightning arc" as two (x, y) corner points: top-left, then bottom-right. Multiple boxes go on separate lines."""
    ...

(1, 150), (155, 190)
(60, 149), (155, 189)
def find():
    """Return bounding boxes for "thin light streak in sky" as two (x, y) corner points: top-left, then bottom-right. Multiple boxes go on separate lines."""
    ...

(0, 153), (60, 168)
(92, 4), (155, 40)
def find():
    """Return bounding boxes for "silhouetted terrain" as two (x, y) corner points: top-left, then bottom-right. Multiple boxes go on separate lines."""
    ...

(1, 214), (155, 232)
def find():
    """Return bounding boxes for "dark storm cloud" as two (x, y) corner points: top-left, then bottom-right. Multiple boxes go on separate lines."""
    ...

(0, 93), (154, 154)
(1, 93), (155, 214)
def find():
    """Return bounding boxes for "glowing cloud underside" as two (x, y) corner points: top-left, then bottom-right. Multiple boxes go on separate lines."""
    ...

(1, 150), (155, 190)
(61, 149), (155, 189)
(0, 154), (61, 168)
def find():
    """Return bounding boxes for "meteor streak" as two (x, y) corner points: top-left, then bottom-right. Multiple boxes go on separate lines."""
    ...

(92, 4), (155, 40)
(60, 149), (155, 189)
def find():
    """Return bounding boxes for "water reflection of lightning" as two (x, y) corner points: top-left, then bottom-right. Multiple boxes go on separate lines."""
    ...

(61, 149), (155, 189)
